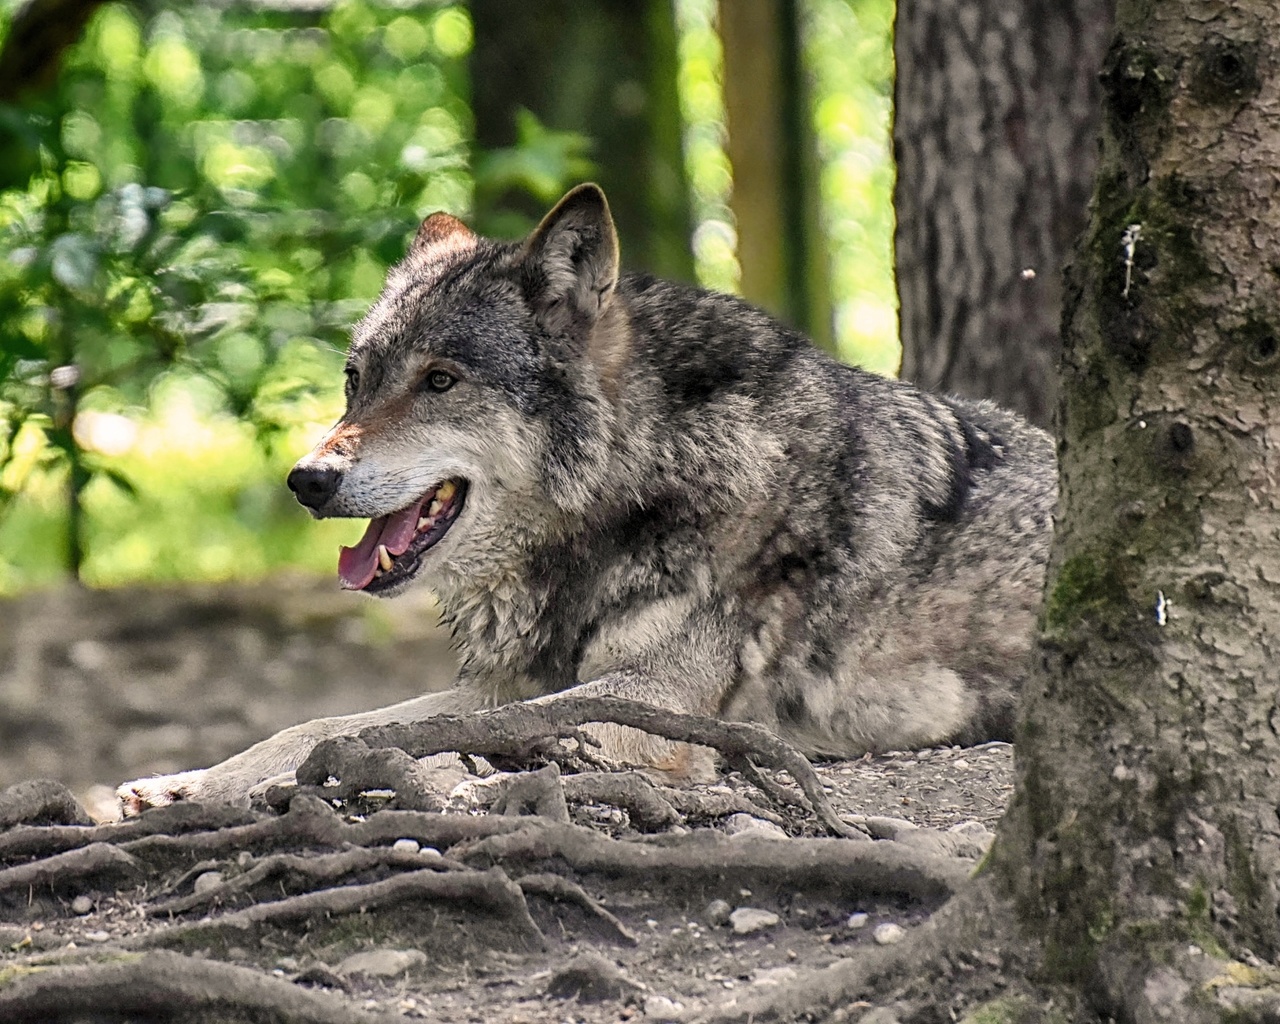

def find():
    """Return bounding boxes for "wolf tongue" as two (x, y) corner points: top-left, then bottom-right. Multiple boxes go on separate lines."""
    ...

(337, 500), (427, 591)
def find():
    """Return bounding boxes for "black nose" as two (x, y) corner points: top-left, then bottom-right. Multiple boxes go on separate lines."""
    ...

(287, 465), (341, 511)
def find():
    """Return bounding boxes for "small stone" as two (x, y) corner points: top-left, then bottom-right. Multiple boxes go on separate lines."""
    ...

(192, 871), (224, 895)
(873, 922), (906, 945)
(729, 907), (780, 935)
(723, 813), (788, 840)
(704, 898), (732, 927)
(644, 995), (685, 1020)
(751, 966), (798, 987)
(84, 930), (111, 943)
(546, 952), (637, 1002)
(392, 838), (420, 853)
(337, 948), (428, 978)
(236, 851), (253, 868)
(845, 912), (869, 930)
(418, 846), (442, 860)
(70, 896), (93, 916)
(953, 758), (970, 770)
(277, 956), (299, 970)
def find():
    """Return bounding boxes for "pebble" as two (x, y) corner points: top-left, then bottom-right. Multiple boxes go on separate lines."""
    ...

(545, 952), (637, 1002)
(729, 907), (780, 935)
(751, 966), (799, 987)
(419, 846), (442, 861)
(644, 995), (685, 1020)
(84, 930), (111, 943)
(704, 899), (732, 927)
(392, 838), (420, 854)
(873, 922), (906, 945)
(70, 896), (94, 916)
(722, 813), (788, 840)
(192, 871), (224, 895)
(277, 956), (299, 970)
(337, 948), (428, 978)
(845, 912), (869, 930)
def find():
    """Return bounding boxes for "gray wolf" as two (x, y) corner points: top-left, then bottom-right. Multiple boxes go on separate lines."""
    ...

(119, 184), (1055, 815)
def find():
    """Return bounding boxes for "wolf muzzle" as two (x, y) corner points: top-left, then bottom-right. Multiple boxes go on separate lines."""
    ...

(287, 465), (341, 511)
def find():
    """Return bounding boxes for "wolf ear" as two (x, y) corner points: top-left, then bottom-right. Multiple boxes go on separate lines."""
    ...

(521, 184), (620, 334)
(407, 211), (477, 262)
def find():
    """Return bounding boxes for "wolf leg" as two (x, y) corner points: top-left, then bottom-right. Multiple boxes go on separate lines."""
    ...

(116, 684), (491, 817)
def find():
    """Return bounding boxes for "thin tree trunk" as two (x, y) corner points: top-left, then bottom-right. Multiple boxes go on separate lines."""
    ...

(993, 0), (1280, 1015)
(719, 0), (834, 354)
(894, 0), (1113, 427)
(469, 0), (696, 283)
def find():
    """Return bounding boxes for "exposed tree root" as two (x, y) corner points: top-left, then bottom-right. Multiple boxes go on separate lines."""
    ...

(563, 770), (683, 830)
(455, 822), (968, 902)
(0, 949), (396, 1023)
(302, 696), (864, 838)
(492, 762), (571, 822)
(147, 845), (461, 917)
(658, 784), (786, 826)
(132, 866), (546, 951)
(517, 871), (640, 945)
(0, 842), (140, 896)
(0, 780), (91, 830)
(118, 796), (529, 865)
(0, 803), (259, 862)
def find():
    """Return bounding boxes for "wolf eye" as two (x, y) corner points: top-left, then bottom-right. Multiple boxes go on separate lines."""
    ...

(422, 370), (456, 393)
(344, 367), (359, 397)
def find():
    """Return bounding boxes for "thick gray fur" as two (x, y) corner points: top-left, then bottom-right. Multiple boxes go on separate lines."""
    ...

(118, 184), (1055, 813)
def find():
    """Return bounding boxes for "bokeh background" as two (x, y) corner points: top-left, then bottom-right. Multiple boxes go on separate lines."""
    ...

(0, 0), (897, 594)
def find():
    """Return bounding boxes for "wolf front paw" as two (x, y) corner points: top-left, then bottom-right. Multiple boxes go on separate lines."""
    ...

(116, 769), (209, 818)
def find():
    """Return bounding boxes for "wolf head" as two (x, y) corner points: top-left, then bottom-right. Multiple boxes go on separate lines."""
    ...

(287, 184), (627, 596)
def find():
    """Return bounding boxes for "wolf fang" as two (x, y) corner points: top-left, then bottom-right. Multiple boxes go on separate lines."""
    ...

(116, 183), (1054, 814)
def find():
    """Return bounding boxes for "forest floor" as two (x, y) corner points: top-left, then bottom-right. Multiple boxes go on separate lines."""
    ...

(0, 583), (1019, 1024)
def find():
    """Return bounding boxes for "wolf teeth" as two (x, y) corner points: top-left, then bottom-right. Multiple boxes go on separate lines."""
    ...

(428, 499), (443, 516)
(378, 544), (394, 572)
(417, 517), (430, 531)
(436, 480), (456, 502)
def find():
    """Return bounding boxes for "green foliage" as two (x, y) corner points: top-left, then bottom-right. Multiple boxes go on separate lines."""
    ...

(0, 0), (475, 588)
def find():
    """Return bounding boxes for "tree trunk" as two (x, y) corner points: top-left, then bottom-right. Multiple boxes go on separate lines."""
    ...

(469, 0), (696, 283)
(719, 0), (834, 353)
(893, 0), (1113, 427)
(992, 0), (1280, 1015)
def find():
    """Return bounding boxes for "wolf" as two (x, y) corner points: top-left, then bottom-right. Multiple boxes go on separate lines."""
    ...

(119, 184), (1056, 814)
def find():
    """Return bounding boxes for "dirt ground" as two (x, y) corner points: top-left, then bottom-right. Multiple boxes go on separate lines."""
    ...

(0, 581), (1016, 1023)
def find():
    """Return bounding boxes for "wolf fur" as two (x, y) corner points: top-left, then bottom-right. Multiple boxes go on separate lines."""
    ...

(118, 184), (1055, 814)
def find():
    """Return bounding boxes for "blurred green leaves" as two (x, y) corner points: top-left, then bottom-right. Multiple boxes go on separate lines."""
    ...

(0, 0), (475, 587)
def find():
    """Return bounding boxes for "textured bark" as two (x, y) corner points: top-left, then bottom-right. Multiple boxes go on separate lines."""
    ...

(993, 0), (1280, 1016)
(719, 0), (834, 353)
(469, 0), (695, 282)
(894, 0), (1114, 427)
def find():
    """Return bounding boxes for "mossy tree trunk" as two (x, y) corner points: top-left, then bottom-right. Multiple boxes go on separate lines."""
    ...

(894, 0), (1113, 427)
(992, 0), (1280, 1015)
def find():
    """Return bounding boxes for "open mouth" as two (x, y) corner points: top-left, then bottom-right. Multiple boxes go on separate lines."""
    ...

(337, 479), (467, 593)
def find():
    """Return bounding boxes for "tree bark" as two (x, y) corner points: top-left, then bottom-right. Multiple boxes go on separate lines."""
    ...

(469, 0), (696, 283)
(719, 0), (834, 353)
(894, 0), (1113, 427)
(992, 0), (1280, 1016)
